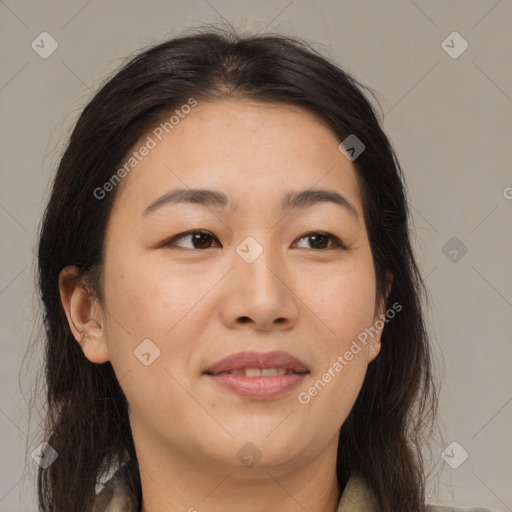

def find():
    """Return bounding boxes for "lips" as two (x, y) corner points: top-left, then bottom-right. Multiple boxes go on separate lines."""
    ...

(202, 350), (310, 399)
(203, 350), (310, 376)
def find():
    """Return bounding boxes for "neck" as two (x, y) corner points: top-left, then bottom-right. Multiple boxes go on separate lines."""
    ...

(137, 437), (341, 512)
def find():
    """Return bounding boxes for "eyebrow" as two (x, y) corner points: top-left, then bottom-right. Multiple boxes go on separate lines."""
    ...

(142, 188), (360, 222)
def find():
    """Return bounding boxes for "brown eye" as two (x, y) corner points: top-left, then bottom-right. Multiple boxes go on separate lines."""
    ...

(294, 232), (346, 250)
(162, 230), (346, 251)
(164, 231), (220, 250)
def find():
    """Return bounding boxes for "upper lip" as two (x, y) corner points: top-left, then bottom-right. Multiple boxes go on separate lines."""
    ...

(203, 350), (310, 375)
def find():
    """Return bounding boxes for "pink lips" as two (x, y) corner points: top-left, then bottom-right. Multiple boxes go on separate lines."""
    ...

(202, 350), (310, 399)
(203, 350), (309, 375)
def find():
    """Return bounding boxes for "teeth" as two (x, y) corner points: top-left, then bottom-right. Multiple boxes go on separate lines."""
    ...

(245, 368), (262, 377)
(262, 367), (288, 376)
(218, 367), (289, 377)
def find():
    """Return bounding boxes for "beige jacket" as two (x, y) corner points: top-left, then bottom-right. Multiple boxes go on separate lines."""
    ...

(94, 462), (495, 512)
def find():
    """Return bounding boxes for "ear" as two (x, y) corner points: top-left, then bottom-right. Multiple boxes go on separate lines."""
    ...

(367, 271), (394, 363)
(58, 265), (110, 364)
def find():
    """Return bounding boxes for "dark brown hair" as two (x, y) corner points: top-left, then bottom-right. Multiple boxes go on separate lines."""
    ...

(33, 24), (438, 512)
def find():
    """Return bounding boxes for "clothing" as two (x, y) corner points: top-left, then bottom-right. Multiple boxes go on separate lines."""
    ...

(94, 461), (495, 512)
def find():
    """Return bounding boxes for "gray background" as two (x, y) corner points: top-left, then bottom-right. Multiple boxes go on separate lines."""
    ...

(1, 1), (511, 510)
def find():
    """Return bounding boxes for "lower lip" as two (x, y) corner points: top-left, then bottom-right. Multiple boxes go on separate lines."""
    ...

(204, 372), (308, 399)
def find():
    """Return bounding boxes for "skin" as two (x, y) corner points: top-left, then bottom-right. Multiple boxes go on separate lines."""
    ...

(59, 99), (390, 512)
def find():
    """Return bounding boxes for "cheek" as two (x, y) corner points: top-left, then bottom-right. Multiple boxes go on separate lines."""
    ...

(101, 257), (199, 424)
(101, 251), (219, 388)
(299, 255), (376, 410)
(103, 250), (201, 337)
(308, 258), (377, 342)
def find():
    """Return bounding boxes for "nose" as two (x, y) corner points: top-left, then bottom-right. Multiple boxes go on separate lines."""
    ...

(219, 241), (300, 332)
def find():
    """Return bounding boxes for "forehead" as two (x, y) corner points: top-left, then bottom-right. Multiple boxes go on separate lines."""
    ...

(109, 99), (364, 220)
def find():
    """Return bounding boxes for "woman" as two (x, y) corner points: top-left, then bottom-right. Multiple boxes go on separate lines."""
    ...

(35, 26), (494, 512)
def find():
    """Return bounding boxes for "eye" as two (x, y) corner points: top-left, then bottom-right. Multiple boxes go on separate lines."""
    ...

(162, 230), (346, 251)
(294, 232), (347, 250)
(163, 230), (220, 250)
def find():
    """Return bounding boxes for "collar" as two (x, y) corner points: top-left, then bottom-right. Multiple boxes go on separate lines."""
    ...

(95, 463), (378, 512)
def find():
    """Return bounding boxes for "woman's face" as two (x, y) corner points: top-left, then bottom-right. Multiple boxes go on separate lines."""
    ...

(65, 99), (387, 475)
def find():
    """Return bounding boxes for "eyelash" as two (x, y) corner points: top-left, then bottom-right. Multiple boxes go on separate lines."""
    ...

(162, 230), (348, 251)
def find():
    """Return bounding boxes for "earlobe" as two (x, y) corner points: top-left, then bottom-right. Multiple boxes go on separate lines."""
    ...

(367, 336), (382, 364)
(58, 265), (110, 364)
(367, 303), (384, 364)
(368, 271), (393, 364)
